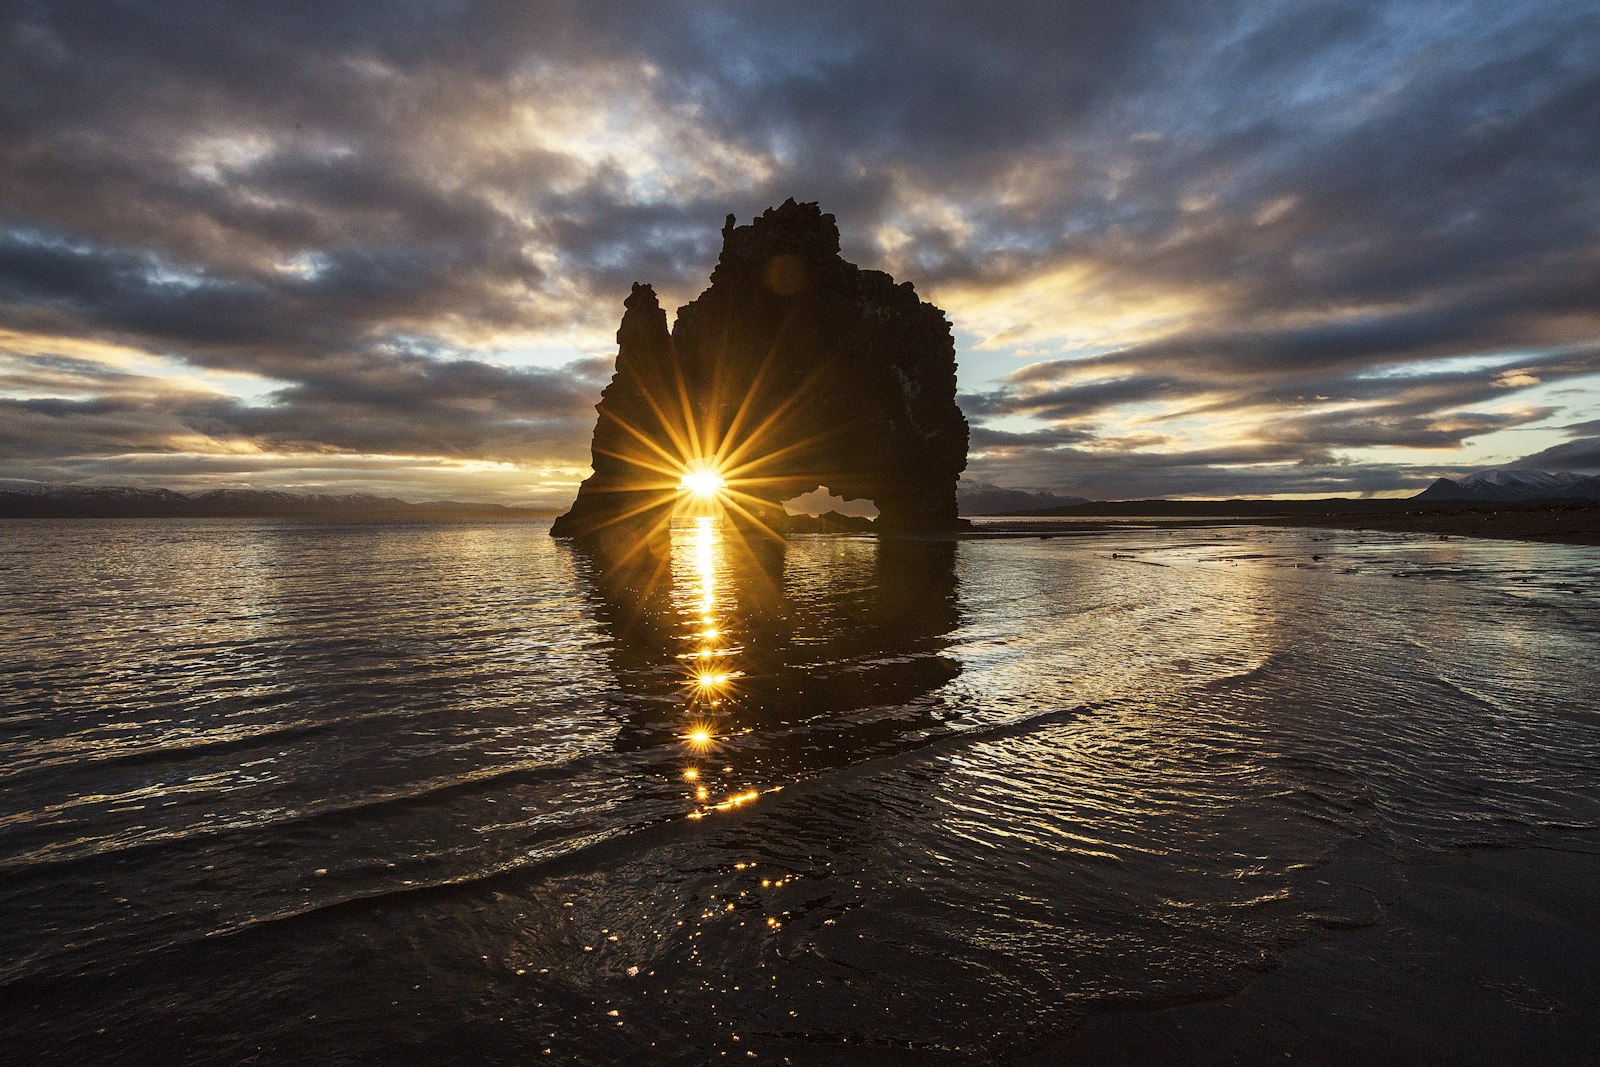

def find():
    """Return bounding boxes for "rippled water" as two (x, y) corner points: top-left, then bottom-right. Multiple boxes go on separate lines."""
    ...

(2, 517), (1598, 1063)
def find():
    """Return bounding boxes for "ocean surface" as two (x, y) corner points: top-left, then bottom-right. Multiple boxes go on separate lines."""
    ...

(2, 517), (1598, 1064)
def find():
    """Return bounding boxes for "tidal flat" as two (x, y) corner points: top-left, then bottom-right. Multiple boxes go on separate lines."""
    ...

(2, 518), (1597, 1064)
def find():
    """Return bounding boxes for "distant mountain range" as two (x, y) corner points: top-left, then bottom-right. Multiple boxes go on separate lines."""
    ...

(7, 470), (1594, 520)
(956, 480), (1088, 516)
(1412, 469), (1600, 503)
(0, 485), (552, 519)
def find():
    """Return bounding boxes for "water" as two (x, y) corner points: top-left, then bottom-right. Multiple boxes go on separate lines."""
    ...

(2, 518), (1598, 1063)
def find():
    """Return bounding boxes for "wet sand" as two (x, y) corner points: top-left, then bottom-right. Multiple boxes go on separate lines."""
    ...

(1035, 842), (1600, 1066)
(967, 511), (1600, 1064)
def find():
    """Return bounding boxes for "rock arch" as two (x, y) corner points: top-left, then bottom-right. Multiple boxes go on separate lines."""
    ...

(552, 200), (969, 540)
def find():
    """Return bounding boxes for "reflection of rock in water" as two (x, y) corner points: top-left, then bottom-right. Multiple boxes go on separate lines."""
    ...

(552, 200), (969, 540)
(566, 535), (675, 663)
(564, 530), (963, 781)
(566, 526), (785, 754)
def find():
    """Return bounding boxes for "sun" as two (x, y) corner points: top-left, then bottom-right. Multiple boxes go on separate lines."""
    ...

(678, 462), (726, 501)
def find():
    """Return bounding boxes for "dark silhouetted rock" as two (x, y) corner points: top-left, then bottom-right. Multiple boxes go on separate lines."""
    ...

(548, 282), (680, 542)
(553, 200), (969, 539)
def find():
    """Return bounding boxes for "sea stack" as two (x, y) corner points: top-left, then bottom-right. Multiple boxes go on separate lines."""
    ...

(552, 199), (970, 539)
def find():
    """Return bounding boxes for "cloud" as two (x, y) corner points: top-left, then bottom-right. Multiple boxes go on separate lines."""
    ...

(1513, 437), (1600, 471)
(2, 0), (1598, 498)
(0, 355), (602, 458)
(962, 346), (1600, 493)
(964, 443), (1417, 502)
(1514, 415), (1600, 471)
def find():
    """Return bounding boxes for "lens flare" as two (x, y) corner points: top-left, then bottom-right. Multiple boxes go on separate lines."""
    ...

(678, 463), (726, 500)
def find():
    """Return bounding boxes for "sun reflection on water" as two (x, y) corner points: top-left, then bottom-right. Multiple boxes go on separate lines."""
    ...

(673, 515), (757, 816)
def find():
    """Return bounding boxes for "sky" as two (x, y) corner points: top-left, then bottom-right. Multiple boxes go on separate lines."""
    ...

(3, 0), (1599, 505)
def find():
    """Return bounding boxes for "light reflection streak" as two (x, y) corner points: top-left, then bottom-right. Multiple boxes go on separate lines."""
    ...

(670, 514), (762, 818)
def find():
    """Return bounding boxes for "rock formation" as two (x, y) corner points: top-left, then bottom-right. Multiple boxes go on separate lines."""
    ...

(552, 199), (969, 539)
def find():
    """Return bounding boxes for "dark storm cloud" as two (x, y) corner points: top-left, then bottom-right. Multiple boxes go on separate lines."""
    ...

(0, 229), (350, 364)
(0, 354), (604, 466)
(671, 3), (1193, 163)
(964, 443), (1413, 502)
(1557, 418), (1600, 438)
(1514, 437), (1600, 471)
(3, 0), (1598, 497)
(970, 347), (1600, 471)
(0, 395), (200, 459)
(988, 376), (1193, 423)
(1001, 309), (1600, 404)
(968, 426), (1094, 451)
(1512, 415), (1600, 471)
(228, 356), (605, 463)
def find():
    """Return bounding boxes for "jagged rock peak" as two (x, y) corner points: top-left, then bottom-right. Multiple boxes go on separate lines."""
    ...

(710, 199), (842, 283)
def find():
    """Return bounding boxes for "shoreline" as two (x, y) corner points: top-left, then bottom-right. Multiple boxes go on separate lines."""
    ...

(959, 503), (1600, 547)
(7, 505), (1600, 547)
(1266, 506), (1600, 546)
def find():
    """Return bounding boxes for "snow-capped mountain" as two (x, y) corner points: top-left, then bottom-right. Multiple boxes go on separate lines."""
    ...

(1413, 469), (1600, 502)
